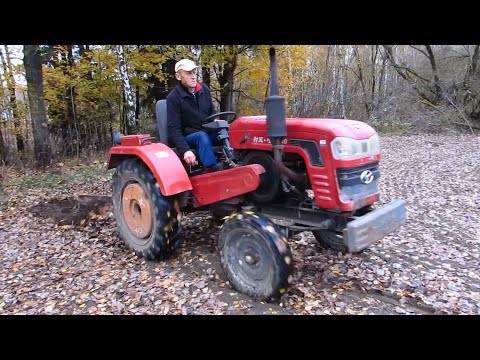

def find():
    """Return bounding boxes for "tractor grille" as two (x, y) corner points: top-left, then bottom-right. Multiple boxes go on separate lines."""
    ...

(336, 162), (380, 202)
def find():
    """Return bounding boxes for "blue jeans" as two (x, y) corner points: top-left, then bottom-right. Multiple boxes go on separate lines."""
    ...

(185, 131), (221, 168)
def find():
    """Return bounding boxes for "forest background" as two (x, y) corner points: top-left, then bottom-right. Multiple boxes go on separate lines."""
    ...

(0, 45), (478, 166)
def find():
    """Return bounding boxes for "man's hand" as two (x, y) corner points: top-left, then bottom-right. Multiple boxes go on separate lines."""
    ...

(183, 150), (197, 166)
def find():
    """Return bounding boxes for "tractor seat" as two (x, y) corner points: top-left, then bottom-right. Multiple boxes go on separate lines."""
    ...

(155, 99), (224, 165)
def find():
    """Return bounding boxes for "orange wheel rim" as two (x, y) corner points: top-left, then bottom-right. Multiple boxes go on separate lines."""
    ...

(122, 183), (153, 238)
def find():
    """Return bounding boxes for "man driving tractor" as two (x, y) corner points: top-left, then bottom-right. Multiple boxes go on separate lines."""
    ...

(166, 58), (224, 172)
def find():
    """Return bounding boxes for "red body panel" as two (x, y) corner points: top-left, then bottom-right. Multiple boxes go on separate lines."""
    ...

(107, 138), (192, 196)
(229, 116), (381, 211)
(190, 164), (265, 207)
(118, 134), (154, 146)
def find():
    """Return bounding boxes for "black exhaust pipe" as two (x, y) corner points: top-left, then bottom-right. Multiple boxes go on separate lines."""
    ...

(266, 47), (305, 184)
(266, 47), (286, 139)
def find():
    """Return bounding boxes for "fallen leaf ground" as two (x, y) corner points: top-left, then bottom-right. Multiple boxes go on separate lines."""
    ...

(0, 134), (479, 315)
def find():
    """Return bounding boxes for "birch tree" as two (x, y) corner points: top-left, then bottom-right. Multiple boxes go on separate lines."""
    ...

(0, 45), (25, 153)
(0, 101), (6, 163)
(115, 45), (137, 134)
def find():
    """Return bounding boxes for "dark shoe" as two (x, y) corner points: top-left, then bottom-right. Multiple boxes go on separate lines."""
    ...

(210, 163), (224, 172)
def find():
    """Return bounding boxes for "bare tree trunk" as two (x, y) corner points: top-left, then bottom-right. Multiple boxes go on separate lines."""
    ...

(23, 45), (53, 168)
(200, 45), (211, 89)
(202, 67), (211, 89)
(370, 45), (378, 112)
(0, 59), (9, 162)
(79, 45), (93, 81)
(0, 136), (5, 164)
(69, 84), (80, 156)
(0, 112), (6, 163)
(115, 45), (137, 134)
(353, 46), (370, 117)
(461, 45), (480, 122)
(218, 46), (237, 112)
(64, 45), (80, 156)
(148, 50), (176, 103)
(377, 47), (388, 109)
(424, 45), (442, 101)
(0, 45), (25, 153)
(464, 45), (479, 86)
(383, 59), (390, 98)
(135, 87), (140, 121)
(329, 45), (338, 116)
(339, 46), (354, 118)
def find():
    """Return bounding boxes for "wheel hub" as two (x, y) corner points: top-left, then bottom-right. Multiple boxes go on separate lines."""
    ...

(122, 183), (152, 238)
(229, 233), (270, 281)
(244, 251), (260, 266)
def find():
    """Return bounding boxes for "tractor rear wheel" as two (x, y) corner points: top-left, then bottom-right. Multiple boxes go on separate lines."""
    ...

(218, 211), (293, 302)
(112, 158), (182, 260)
(242, 151), (281, 203)
(312, 230), (348, 253)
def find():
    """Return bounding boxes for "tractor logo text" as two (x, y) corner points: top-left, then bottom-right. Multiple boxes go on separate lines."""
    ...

(252, 137), (288, 145)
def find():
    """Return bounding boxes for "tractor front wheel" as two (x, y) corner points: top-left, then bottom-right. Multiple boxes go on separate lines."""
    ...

(218, 211), (293, 302)
(112, 158), (182, 260)
(312, 230), (348, 253)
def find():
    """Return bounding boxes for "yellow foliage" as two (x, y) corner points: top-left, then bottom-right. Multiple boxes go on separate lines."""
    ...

(235, 45), (323, 116)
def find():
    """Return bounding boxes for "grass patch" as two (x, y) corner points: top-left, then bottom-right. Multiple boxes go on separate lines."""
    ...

(370, 117), (412, 135)
(14, 161), (111, 189)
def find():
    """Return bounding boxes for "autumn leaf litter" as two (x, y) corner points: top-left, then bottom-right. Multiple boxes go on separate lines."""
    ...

(0, 134), (479, 315)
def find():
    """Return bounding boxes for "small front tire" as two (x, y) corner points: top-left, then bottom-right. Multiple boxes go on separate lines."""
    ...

(312, 230), (348, 253)
(218, 211), (293, 302)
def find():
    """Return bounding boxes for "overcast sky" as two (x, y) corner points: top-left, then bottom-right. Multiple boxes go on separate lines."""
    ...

(1, 45), (26, 85)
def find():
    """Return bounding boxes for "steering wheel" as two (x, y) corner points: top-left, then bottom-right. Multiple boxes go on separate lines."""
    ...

(204, 111), (237, 124)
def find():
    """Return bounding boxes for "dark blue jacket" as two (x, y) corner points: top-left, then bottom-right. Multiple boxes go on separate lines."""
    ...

(166, 82), (215, 155)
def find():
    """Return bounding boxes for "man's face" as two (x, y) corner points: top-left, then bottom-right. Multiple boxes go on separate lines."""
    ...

(176, 69), (197, 90)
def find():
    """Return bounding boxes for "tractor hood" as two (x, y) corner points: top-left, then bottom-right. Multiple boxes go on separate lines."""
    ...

(230, 116), (376, 139)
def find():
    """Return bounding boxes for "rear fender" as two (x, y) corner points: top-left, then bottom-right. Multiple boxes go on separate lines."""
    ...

(107, 143), (192, 196)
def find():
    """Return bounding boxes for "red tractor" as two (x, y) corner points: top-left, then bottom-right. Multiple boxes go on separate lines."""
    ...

(107, 48), (406, 302)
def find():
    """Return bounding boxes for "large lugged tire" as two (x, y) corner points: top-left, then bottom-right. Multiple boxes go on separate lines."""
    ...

(312, 230), (348, 253)
(218, 211), (294, 302)
(112, 158), (182, 260)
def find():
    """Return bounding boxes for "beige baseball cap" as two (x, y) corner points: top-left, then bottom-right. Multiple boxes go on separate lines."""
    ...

(175, 59), (199, 72)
